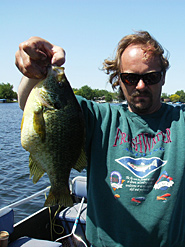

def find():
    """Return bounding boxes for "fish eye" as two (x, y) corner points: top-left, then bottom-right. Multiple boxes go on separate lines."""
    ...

(54, 102), (61, 109)
(58, 81), (64, 88)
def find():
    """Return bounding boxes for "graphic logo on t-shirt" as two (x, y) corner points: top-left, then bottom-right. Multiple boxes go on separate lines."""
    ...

(157, 193), (171, 201)
(131, 196), (146, 205)
(154, 171), (174, 190)
(110, 171), (125, 191)
(115, 156), (167, 178)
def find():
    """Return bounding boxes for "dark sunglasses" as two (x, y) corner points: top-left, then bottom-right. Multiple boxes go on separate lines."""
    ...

(120, 71), (163, 86)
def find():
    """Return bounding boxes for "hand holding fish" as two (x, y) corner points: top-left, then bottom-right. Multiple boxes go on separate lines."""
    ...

(16, 37), (66, 110)
(15, 36), (66, 79)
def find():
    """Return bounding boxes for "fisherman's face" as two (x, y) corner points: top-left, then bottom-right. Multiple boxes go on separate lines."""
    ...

(119, 44), (165, 115)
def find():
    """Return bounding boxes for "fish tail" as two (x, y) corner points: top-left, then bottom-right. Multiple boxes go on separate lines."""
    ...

(44, 187), (73, 207)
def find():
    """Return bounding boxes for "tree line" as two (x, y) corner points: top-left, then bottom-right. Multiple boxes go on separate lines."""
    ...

(162, 90), (185, 103)
(0, 83), (17, 102)
(74, 87), (185, 103)
(73, 85), (119, 102)
(0, 82), (119, 103)
(2, 81), (185, 104)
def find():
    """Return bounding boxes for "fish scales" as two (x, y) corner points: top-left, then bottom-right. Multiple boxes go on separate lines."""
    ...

(21, 66), (87, 207)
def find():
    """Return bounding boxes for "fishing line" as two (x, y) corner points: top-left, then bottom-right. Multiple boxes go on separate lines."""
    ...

(45, 191), (64, 240)
(52, 205), (64, 235)
(44, 191), (53, 241)
(55, 197), (88, 247)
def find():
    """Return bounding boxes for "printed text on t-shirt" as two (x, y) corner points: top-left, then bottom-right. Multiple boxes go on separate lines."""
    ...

(113, 128), (172, 153)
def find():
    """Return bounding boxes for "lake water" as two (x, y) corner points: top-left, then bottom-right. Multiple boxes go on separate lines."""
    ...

(0, 103), (86, 223)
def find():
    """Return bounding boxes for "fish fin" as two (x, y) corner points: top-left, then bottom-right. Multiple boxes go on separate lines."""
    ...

(33, 107), (46, 142)
(73, 147), (87, 172)
(29, 155), (45, 184)
(44, 187), (73, 207)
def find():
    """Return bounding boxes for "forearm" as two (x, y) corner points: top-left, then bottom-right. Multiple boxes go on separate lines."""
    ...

(18, 76), (41, 110)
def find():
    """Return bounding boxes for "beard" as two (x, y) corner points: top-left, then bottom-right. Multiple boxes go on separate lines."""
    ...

(119, 86), (154, 114)
(129, 90), (153, 114)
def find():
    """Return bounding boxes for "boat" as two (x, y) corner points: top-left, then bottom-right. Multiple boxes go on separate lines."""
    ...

(0, 176), (90, 247)
(0, 99), (7, 103)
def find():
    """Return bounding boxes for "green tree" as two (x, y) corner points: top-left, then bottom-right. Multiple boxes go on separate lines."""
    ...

(105, 93), (113, 102)
(0, 83), (17, 100)
(93, 89), (102, 98)
(161, 93), (169, 99)
(175, 90), (185, 102)
(74, 85), (120, 102)
(170, 94), (180, 103)
(76, 86), (94, 100)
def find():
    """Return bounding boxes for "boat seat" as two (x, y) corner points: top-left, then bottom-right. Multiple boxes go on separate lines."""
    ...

(72, 176), (87, 198)
(57, 201), (87, 233)
(0, 207), (62, 247)
(0, 208), (14, 234)
(57, 176), (87, 243)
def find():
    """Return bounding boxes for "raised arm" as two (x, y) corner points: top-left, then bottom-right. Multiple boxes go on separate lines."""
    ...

(15, 36), (66, 110)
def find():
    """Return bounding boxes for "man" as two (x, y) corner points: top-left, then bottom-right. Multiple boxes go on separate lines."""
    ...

(16, 31), (185, 247)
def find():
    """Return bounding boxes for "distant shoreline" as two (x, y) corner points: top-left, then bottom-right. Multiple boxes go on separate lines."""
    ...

(0, 100), (18, 103)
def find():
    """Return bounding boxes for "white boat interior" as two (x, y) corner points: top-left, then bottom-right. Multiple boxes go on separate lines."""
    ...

(0, 176), (89, 247)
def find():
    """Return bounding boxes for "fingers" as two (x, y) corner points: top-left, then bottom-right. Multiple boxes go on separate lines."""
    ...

(15, 49), (48, 79)
(15, 37), (66, 79)
(51, 45), (66, 66)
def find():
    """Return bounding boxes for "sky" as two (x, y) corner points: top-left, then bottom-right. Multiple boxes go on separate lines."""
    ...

(1, 0), (185, 95)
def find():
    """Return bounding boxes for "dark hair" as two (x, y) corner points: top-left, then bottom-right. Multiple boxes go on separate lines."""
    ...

(102, 31), (170, 89)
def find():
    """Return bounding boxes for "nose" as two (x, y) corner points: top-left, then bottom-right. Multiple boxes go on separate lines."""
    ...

(135, 79), (147, 90)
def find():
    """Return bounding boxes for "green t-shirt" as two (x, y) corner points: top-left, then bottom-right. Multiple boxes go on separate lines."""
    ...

(77, 96), (185, 247)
